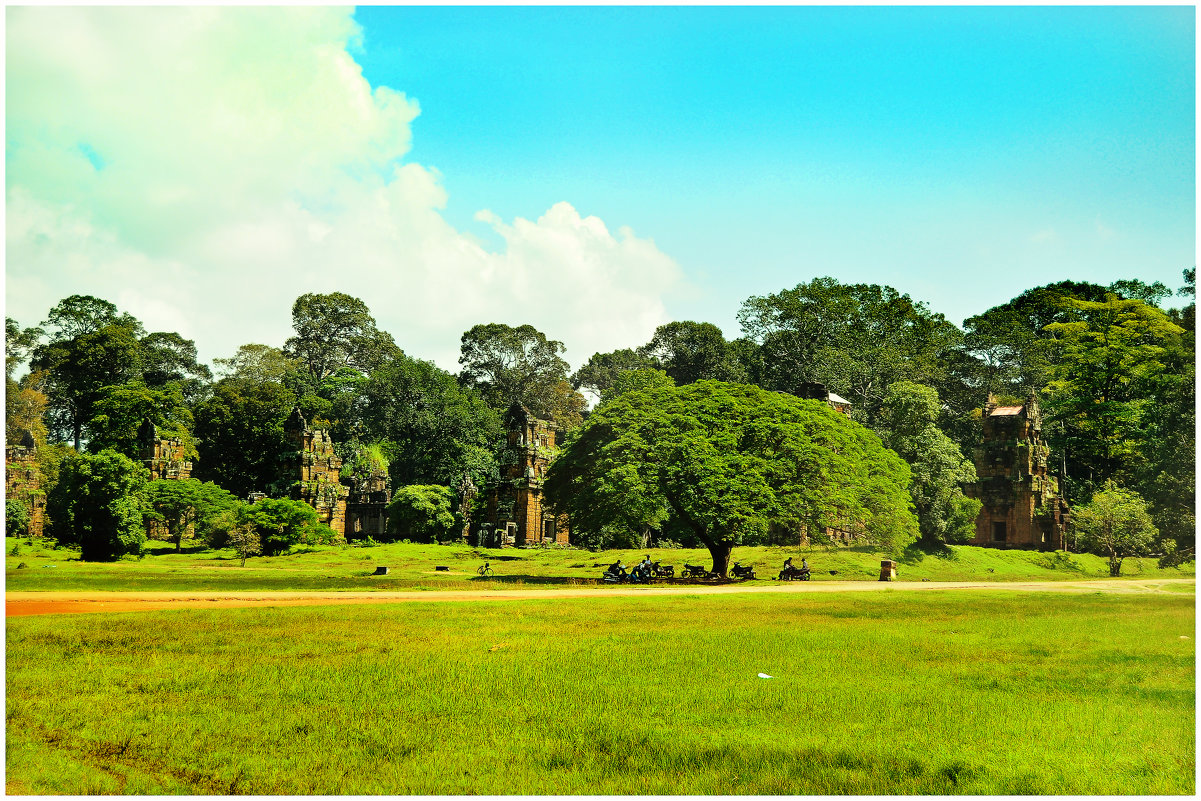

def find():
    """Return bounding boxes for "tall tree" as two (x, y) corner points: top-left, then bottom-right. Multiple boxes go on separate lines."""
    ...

(545, 380), (917, 575)
(737, 277), (962, 427)
(283, 292), (400, 383)
(31, 322), (143, 449)
(879, 381), (980, 545)
(360, 354), (502, 490)
(86, 382), (197, 460)
(637, 321), (747, 386)
(139, 331), (213, 404)
(143, 479), (239, 552)
(192, 380), (297, 498)
(1043, 294), (1185, 501)
(457, 323), (577, 421)
(571, 348), (657, 402)
(40, 294), (143, 340)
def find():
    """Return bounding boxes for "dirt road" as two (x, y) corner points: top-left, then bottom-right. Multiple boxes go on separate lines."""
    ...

(5, 578), (1193, 617)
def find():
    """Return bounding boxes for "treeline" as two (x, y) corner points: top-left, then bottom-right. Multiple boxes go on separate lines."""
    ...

(5, 270), (1194, 561)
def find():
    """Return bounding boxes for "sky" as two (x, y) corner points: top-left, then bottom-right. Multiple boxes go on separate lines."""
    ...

(5, 5), (1195, 374)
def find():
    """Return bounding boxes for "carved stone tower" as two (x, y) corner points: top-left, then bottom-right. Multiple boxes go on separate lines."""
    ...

(965, 394), (1070, 550)
(478, 403), (569, 547)
(283, 407), (348, 539)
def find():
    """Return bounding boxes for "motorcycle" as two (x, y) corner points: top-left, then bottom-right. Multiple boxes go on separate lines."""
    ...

(777, 564), (811, 581)
(731, 562), (757, 580)
(652, 561), (675, 579)
(602, 563), (629, 584)
(629, 562), (653, 583)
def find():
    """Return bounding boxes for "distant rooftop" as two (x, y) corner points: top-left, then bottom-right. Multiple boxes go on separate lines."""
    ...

(990, 406), (1024, 416)
(828, 392), (851, 406)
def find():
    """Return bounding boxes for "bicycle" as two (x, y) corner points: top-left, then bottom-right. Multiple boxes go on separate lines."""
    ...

(477, 563), (493, 577)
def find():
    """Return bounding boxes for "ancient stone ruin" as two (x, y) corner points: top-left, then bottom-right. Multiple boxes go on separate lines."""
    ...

(796, 382), (853, 416)
(475, 403), (569, 548)
(965, 394), (1070, 550)
(5, 430), (45, 538)
(345, 461), (391, 540)
(282, 407), (349, 539)
(137, 418), (192, 481)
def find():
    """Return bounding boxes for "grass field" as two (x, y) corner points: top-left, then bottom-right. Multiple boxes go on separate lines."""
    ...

(5, 589), (1194, 794)
(5, 535), (1194, 592)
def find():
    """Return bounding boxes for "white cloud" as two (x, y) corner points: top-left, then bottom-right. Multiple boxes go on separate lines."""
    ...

(5, 6), (682, 371)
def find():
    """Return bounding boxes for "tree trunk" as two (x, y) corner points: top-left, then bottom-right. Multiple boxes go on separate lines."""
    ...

(706, 540), (734, 577)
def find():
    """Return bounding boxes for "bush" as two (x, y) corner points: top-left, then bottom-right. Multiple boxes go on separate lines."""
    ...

(46, 450), (148, 561)
(237, 497), (320, 556)
(6, 499), (31, 538)
(386, 485), (461, 543)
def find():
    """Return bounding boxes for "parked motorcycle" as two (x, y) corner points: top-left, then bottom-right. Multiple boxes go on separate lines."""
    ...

(731, 562), (757, 580)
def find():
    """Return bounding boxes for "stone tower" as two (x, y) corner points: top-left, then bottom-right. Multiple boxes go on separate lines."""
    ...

(345, 453), (391, 540)
(965, 394), (1070, 550)
(283, 407), (348, 539)
(137, 418), (192, 481)
(478, 403), (569, 547)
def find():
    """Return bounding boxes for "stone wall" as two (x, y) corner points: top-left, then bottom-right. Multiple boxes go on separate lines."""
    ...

(964, 394), (1070, 551)
(5, 431), (45, 538)
(345, 468), (390, 539)
(137, 418), (192, 481)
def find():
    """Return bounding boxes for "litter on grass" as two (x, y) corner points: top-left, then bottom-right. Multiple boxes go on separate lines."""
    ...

(758, 673), (774, 679)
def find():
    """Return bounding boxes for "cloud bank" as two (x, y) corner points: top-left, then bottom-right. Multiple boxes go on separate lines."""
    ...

(6, 6), (682, 370)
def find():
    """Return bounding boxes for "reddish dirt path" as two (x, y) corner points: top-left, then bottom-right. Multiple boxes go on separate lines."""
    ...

(5, 578), (1192, 617)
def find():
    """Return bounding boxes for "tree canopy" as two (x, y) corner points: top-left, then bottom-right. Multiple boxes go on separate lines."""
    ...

(545, 380), (918, 574)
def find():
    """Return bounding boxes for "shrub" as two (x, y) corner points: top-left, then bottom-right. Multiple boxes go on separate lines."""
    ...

(386, 485), (461, 543)
(46, 450), (148, 561)
(6, 498), (31, 538)
(236, 497), (320, 556)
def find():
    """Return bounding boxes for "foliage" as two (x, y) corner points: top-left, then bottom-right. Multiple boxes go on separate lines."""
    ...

(879, 381), (981, 545)
(571, 348), (657, 401)
(457, 322), (573, 420)
(546, 380), (917, 574)
(1071, 481), (1160, 577)
(359, 354), (502, 489)
(283, 292), (401, 383)
(386, 484), (461, 543)
(737, 277), (962, 427)
(1043, 294), (1185, 500)
(86, 381), (197, 460)
(236, 497), (321, 556)
(5, 370), (49, 447)
(192, 379), (297, 498)
(6, 497), (32, 537)
(637, 321), (747, 385)
(224, 518), (262, 566)
(31, 321), (143, 449)
(603, 368), (675, 404)
(213, 343), (303, 386)
(46, 449), (148, 561)
(5, 316), (44, 380)
(143, 479), (240, 552)
(139, 331), (213, 403)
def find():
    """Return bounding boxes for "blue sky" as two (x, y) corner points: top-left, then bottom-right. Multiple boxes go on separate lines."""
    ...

(354, 4), (1195, 328)
(6, 6), (1194, 371)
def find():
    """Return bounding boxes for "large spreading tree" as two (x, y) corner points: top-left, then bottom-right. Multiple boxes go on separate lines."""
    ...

(545, 380), (917, 575)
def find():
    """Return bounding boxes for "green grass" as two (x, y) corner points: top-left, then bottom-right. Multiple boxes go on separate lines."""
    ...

(5, 536), (1194, 592)
(5, 590), (1193, 794)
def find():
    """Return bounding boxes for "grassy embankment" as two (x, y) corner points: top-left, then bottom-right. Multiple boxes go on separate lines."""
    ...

(5, 589), (1194, 794)
(4, 535), (1194, 592)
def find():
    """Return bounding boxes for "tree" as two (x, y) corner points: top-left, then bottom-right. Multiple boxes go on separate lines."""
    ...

(1043, 295), (1185, 499)
(359, 354), (502, 490)
(236, 497), (320, 556)
(1072, 482), (1159, 577)
(458, 323), (572, 420)
(6, 317), (43, 380)
(46, 450), (148, 561)
(545, 380), (918, 575)
(87, 382), (196, 460)
(283, 292), (400, 383)
(40, 294), (143, 340)
(192, 380), (297, 498)
(386, 485), (461, 543)
(571, 348), (657, 402)
(224, 519), (262, 566)
(213, 343), (303, 387)
(139, 331), (213, 404)
(637, 321), (747, 386)
(737, 278), (962, 427)
(879, 381), (981, 545)
(143, 479), (239, 552)
(32, 322), (143, 449)
(604, 368), (675, 404)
